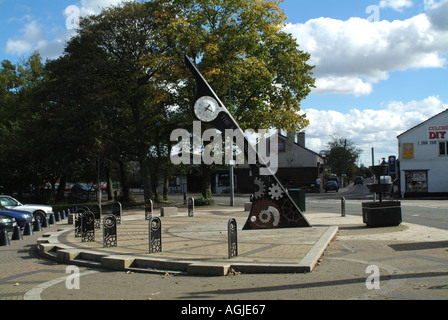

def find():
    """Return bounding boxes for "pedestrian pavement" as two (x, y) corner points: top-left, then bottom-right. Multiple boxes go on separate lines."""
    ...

(35, 199), (448, 277)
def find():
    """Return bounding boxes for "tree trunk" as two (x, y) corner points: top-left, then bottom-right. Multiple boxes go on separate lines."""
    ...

(105, 166), (114, 201)
(139, 156), (153, 203)
(118, 160), (132, 202)
(201, 164), (213, 199)
(56, 174), (67, 202)
(163, 175), (169, 201)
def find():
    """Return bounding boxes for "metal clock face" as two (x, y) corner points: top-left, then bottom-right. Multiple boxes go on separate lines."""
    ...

(194, 96), (220, 122)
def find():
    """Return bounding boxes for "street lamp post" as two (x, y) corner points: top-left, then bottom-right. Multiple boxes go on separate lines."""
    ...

(230, 161), (235, 207)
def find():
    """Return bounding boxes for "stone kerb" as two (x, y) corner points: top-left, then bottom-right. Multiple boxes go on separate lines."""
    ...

(160, 207), (178, 217)
(35, 207), (336, 277)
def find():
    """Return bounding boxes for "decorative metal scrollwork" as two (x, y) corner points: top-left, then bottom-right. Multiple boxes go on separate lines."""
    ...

(112, 202), (122, 224)
(91, 204), (102, 229)
(228, 218), (238, 259)
(81, 211), (95, 243)
(75, 208), (86, 238)
(149, 217), (162, 254)
(188, 197), (195, 217)
(103, 214), (117, 248)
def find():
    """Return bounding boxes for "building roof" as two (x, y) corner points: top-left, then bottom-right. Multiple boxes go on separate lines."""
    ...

(397, 109), (448, 138)
(277, 132), (323, 159)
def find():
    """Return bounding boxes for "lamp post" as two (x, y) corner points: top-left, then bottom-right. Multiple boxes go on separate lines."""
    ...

(230, 160), (235, 207)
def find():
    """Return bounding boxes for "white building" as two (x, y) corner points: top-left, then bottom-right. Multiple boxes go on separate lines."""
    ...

(397, 109), (448, 197)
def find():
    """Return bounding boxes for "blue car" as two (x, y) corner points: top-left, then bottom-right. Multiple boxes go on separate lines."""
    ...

(0, 213), (18, 232)
(0, 205), (33, 228)
(325, 180), (339, 193)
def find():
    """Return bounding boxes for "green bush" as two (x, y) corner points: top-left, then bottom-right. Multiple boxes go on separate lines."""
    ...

(194, 196), (216, 206)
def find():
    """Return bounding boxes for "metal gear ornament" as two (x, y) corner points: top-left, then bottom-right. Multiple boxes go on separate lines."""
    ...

(254, 177), (265, 199)
(258, 207), (280, 227)
(268, 183), (284, 200)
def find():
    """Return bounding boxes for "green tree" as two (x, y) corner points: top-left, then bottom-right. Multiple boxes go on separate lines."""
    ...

(173, 0), (315, 132)
(14, 0), (315, 202)
(44, 1), (185, 202)
(170, 0), (315, 197)
(0, 53), (51, 198)
(320, 136), (362, 178)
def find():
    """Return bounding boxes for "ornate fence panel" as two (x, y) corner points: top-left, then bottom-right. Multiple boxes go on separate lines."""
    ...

(149, 217), (162, 254)
(103, 214), (117, 248)
(91, 204), (102, 229)
(188, 197), (195, 217)
(81, 211), (95, 243)
(145, 200), (153, 221)
(228, 218), (238, 259)
(112, 202), (122, 224)
(75, 208), (86, 238)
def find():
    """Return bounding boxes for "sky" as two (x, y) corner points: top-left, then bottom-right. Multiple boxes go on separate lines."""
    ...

(1, 0), (447, 166)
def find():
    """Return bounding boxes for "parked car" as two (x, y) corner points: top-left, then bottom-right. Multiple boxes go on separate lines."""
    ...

(354, 176), (364, 185)
(0, 205), (33, 228)
(71, 183), (92, 193)
(325, 180), (339, 193)
(0, 213), (18, 232)
(0, 195), (53, 221)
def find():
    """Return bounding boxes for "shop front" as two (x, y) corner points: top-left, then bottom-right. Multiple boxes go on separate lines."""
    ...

(397, 109), (448, 198)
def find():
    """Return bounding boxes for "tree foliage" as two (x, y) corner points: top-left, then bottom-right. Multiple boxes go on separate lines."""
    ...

(173, 0), (315, 132)
(0, 0), (315, 203)
(320, 136), (363, 178)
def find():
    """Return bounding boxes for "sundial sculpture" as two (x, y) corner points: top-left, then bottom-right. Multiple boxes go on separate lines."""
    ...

(185, 56), (311, 230)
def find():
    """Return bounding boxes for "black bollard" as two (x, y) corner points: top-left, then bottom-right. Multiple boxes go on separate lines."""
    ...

(49, 213), (56, 225)
(23, 223), (33, 236)
(55, 212), (61, 222)
(42, 217), (49, 228)
(12, 226), (23, 241)
(0, 230), (10, 246)
(33, 219), (42, 232)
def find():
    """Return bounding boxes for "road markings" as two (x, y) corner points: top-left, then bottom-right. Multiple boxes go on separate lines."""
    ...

(24, 270), (98, 300)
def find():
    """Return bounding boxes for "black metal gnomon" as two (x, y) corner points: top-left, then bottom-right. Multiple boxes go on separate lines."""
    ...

(112, 202), (122, 224)
(149, 217), (162, 254)
(81, 211), (95, 243)
(103, 214), (118, 248)
(184, 56), (311, 230)
(145, 200), (153, 221)
(188, 197), (195, 217)
(228, 218), (238, 259)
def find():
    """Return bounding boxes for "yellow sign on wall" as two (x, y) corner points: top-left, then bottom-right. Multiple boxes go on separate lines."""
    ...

(403, 143), (414, 159)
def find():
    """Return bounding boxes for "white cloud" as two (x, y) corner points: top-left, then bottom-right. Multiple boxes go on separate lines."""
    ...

(426, 0), (448, 30)
(78, 0), (125, 16)
(380, 0), (413, 11)
(314, 76), (374, 97)
(5, 39), (33, 55)
(304, 96), (448, 165)
(5, 20), (44, 56)
(284, 8), (448, 97)
(5, 0), (130, 59)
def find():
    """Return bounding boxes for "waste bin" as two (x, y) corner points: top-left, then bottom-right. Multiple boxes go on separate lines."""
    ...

(288, 189), (306, 212)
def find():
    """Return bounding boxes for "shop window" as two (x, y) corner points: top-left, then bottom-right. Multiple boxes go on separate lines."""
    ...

(405, 171), (428, 193)
(439, 141), (447, 156)
(218, 174), (230, 187)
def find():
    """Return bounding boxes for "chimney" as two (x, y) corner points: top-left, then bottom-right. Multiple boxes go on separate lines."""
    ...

(286, 132), (296, 146)
(297, 132), (306, 148)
